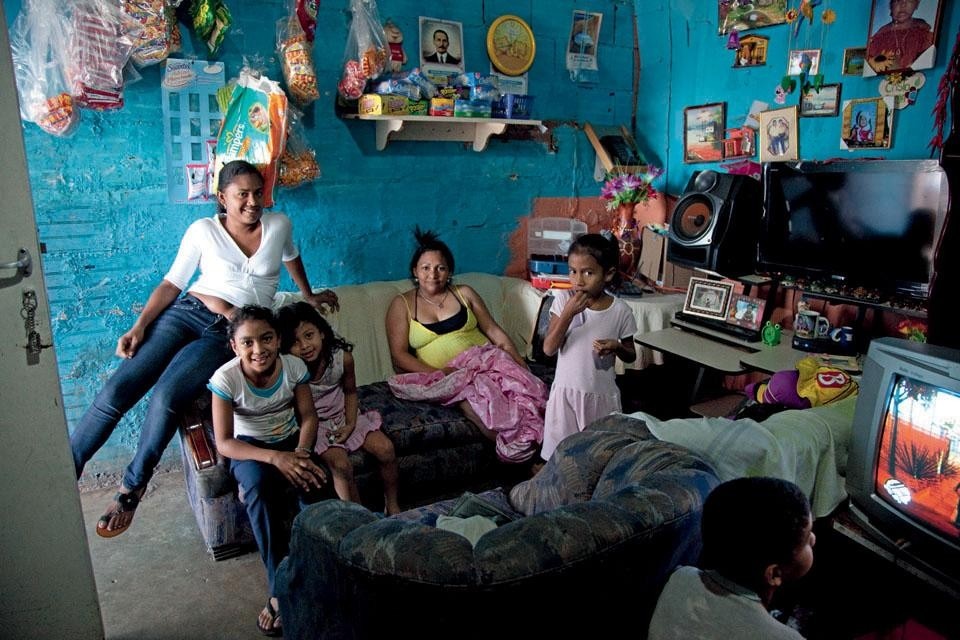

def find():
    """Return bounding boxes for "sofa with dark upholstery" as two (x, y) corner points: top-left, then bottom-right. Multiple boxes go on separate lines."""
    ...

(274, 413), (720, 639)
(177, 273), (548, 560)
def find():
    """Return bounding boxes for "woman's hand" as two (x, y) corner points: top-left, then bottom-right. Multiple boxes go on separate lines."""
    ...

(272, 449), (327, 492)
(305, 289), (340, 313)
(116, 326), (146, 359)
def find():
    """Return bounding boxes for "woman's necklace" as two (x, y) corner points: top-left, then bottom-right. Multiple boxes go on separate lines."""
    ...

(418, 288), (449, 308)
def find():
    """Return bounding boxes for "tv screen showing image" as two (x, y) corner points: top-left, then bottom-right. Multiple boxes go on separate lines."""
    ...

(847, 338), (960, 581)
(760, 160), (949, 300)
(873, 375), (960, 543)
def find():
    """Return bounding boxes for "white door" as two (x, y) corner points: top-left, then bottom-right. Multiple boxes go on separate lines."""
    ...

(0, 4), (104, 638)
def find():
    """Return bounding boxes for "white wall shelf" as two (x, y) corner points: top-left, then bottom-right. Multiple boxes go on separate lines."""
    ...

(342, 114), (543, 151)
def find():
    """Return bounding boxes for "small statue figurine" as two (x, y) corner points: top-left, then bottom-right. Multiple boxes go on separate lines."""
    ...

(384, 19), (407, 73)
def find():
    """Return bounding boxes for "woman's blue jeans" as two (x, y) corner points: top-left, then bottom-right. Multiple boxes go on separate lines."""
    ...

(70, 295), (234, 490)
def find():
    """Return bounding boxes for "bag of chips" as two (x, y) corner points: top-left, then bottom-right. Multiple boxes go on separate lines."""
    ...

(277, 15), (319, 107)
(278, 109), (320, 188)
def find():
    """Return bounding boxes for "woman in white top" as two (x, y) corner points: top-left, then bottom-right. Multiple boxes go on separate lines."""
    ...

(70, 160), (337, 539)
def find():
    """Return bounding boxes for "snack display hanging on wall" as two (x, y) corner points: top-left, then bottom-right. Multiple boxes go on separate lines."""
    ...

(278, 15), (319, 106)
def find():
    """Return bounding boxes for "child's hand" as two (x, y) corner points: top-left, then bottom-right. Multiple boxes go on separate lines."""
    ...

(274, 450), (327, 492)
(334, 423), (356, 445)
(306, 289), (340, 313)
(593, 339), (621, 356)
(563, 291), (591, 318)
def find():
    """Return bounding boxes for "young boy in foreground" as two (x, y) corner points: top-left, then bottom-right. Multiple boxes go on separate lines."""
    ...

(648, 476), (816, 639)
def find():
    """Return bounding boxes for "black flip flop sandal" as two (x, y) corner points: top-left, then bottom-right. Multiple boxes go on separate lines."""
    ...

(95, 489), (142, 538)
(257, 599), (282, 637)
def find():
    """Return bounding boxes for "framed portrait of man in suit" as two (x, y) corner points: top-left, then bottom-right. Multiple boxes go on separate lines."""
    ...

(420, 17), (465, 73)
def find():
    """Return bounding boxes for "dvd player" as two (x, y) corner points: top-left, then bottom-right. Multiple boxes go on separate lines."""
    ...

(674, 310), (762, 343)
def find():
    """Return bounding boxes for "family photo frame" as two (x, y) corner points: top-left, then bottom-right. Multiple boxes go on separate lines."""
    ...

(683, 102), (725, 163)
(727, 294), (766, 331)
(786, 48), (822, 76)
(683, 277), (734, 320)
(759, 106), (799, 163)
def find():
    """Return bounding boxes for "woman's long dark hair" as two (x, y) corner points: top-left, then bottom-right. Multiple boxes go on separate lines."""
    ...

(277, 302), (352, 372)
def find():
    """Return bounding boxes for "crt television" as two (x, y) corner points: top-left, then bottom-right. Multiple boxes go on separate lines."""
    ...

(760, 160), (949, 300)
(846, 337), (960, 580)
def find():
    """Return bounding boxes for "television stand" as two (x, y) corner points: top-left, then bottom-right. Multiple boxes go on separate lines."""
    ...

(833, 504), (960, 599)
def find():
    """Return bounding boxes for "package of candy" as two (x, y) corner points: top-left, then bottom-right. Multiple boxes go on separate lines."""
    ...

(215, 68), (289, 207)
(68, 0), (143, 111)
(10, 0), (80, 136)
(124, 0), (173, 66)
(277, 16), (319, 106)
(337, 0), (389, 99)
(372, 76), (421, 100)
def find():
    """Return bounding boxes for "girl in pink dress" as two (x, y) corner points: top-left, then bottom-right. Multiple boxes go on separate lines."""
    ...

(540, 233), (638, 461)
(279, 302), (401, 514)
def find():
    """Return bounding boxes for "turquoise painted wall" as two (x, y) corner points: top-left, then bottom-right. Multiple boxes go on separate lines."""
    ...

(5, 0), (958, 479)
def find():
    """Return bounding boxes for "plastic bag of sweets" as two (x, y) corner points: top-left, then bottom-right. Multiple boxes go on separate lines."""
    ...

(68, 0), (143, 111)
(278, 110), (320, 188)
(10, 0), (79, 137)
(190, 0), (231, 54)
(337, 0), (389, 99)
(124, 0), (174, 66)
(277, 16), (319, 106)
(215, 68), (289, 207)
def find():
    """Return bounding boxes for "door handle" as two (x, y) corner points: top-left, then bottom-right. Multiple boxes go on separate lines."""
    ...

(1, 248), (32, 277)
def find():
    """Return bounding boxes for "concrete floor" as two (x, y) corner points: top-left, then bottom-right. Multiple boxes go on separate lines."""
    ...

(80, 470), (268, 640)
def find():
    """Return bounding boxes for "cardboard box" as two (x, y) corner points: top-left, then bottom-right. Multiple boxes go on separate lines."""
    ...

(428, 97), (455, 116)
(638, 226), (694, 290)
(358, 94), (411, 115)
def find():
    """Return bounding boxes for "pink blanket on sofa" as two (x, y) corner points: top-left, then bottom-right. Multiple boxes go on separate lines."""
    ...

(388, 345), (547, 463)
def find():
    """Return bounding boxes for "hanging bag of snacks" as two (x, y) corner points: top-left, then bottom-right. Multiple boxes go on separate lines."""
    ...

(337, 0), (389, 100)
(124, 0), (177, 67)
(68, 0), (143, 111)
(278, 108), (321, 188)
(10, 0), (79, 136)
(277, 2), (319, 107)
(214, 67), (289, 207)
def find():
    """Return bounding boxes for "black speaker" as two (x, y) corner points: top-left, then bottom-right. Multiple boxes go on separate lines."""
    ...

(667, 170), (762, 276)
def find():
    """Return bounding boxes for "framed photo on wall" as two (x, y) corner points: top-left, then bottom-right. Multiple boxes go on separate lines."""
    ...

(759, 106), (799, 163)
(420, 17), (465, 74)
(800, 83), (841, 117)
(718, 0), (788, 35)
(727, 294), (766, 331)
(683, 277), (734, 320)
(865, 0), (943, 76)
(840, 97), (894, 149)
(733, 34), (769, 67)
(786, 48), (822, 76)
(842, 47), (867, 75)
(683, 102), (726, 163)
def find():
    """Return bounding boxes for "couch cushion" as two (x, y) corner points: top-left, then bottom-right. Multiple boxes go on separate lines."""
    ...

(593, 438), (719, 501)
(508, 415), (651, 515)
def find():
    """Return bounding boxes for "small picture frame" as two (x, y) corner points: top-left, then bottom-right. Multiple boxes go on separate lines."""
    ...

(727, 294), (766, 331)
(683, 102), (726, 163)
(733, 34), (769, 68)
(842, 47), (867, 76)
(800, 83), (841, 117)
(786, 48), (822, 76)
(840, 97), (893, 150)
(759, 105), (799, 163)
(683, 277), (734, 320)
(719, 0), (788, 35)
(419, 17), (465, 74)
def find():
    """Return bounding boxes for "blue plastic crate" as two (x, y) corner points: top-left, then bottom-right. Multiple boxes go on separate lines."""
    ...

(492, 94), (533, 119)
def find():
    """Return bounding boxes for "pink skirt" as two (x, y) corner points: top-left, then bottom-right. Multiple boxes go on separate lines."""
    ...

(313, 409), (383, 455)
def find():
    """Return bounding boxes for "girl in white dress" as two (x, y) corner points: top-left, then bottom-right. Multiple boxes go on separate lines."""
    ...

(541, 233), (638, 461)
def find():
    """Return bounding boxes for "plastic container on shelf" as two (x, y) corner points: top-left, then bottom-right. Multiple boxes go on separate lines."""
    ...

(492, 94), (534, 119)
(527, 217), (587, 259)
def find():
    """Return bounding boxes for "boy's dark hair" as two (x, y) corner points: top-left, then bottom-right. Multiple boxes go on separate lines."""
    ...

(409, 226), (455, 279)
(700, 477), (811, 591)
(227, 305), (279, 340)
(569, 232), (621, 286)
(277, 302), (352, 370)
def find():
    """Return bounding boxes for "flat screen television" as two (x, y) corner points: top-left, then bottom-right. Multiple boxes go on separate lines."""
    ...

(846, 337), (960, 584)
(760, 160), (949, 301)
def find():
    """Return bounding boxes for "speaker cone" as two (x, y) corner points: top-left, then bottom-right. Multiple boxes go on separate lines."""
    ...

(674, 196), (715, 241)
